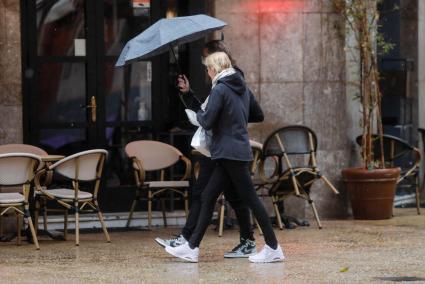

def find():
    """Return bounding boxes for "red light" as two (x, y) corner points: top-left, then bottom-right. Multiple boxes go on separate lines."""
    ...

(241, 1), (304, 12)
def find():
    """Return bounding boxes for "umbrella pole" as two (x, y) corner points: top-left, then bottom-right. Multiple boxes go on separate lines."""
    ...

(169, 44), (182, 74)
(169, 44), (203, 107)
(169, 44), (190, 108)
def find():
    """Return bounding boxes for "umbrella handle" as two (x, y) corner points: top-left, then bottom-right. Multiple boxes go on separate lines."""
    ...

(169, 44), (183, 74)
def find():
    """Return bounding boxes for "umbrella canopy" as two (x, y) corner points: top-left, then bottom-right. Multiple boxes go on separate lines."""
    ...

(115, 14), (227, 67)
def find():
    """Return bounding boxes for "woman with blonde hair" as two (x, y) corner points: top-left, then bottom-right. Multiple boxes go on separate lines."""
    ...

(156, 41), (262, 259)
(165, 52), (284, 263)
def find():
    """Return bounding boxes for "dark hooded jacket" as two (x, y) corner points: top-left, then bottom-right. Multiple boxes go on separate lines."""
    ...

(196, 71), (263, 161)
(183, 67), (264, 123)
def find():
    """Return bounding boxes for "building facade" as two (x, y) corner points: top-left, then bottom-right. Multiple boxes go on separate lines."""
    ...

(1, 0), (424, 219)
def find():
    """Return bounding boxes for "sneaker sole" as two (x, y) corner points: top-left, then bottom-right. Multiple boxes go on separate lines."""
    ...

(154, 238), (167, 248)
(165, 246), (198, 263)
(224, 252), (257, 258)
(248, 256), (285, 263)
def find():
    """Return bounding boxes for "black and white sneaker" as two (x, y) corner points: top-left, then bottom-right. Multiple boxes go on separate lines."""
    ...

(224, 238), (257, 258)
(155, 235), (187, 248)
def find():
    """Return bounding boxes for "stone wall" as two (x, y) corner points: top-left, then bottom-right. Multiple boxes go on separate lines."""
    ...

(214, 0), (352, 218)
(0, 0), (22, 145)
(0, 0), (22, 233)
(418, 0), (425, 192)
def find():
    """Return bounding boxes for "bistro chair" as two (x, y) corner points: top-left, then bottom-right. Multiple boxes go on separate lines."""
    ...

(0, 144), (55, 186)
(34, 149), (111, 246)
(0, 144), (47, 156)
(0, 153), (41, 249)
(0, 144), (49, 239)
(125, 140), (191, 230)
(258, 125), (339, 229)
(356, 134), (421, 214)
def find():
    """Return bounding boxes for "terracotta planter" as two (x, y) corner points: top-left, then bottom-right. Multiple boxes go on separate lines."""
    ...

(342, 167), (401, 220)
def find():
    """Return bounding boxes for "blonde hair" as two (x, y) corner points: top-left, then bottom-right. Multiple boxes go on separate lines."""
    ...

(204, 52), (232, 74)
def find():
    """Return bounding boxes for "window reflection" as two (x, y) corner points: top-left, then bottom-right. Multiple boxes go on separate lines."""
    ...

(103, 0), (151, 56)
(105, 60), (152, 122)
(37, 62), (86, 123)
(37, 0), (85, 56)
(105, 126), (153, 187)
(39, 129), (86, 154)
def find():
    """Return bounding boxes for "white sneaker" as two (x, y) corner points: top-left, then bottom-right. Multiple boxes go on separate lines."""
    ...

(248, 244), (285, 263)
(165, 242), (199, 263)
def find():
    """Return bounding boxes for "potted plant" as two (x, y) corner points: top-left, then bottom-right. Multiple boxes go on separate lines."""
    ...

(332, 0), (401, 219)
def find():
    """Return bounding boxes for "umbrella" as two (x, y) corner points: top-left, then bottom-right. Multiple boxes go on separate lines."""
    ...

(115, 14), (227, 67)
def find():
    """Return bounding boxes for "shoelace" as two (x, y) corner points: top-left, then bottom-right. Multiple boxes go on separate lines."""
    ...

(170, 235), (184, 244)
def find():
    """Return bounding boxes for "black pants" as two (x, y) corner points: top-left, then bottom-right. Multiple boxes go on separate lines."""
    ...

(189, 159), (278, 249)
(181, 156), (254, 241)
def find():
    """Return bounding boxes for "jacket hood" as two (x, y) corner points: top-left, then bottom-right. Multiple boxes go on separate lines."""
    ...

(217, 72), (246, 96)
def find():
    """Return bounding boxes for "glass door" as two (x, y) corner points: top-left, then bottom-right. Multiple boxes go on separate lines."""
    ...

(22, 0), (157, 211)
(24, 0), (96, 155)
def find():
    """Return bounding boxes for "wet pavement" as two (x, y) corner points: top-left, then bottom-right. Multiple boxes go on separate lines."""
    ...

(1, 208), (424, 283)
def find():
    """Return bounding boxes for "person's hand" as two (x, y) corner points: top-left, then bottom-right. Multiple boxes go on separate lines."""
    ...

(177, 74), (190, 93)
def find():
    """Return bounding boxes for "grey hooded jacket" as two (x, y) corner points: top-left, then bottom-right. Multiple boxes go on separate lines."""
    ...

(196, 71), (264, 161)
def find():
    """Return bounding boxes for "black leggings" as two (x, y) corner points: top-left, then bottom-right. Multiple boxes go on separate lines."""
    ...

(189, 159), (278, 249)
(181, 156), (254, 241)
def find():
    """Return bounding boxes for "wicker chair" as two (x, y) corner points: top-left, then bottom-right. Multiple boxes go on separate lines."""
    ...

(0, 144), (54, 186)
(125, 140), (191, 230)
(0, 153), (41, 249)
(34, 149), (111, 245)
(258, 125), (339, 229)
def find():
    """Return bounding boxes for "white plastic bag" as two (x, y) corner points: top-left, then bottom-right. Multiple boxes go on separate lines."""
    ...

(184, 109), (200, 127)
(191, 127), (211, 157)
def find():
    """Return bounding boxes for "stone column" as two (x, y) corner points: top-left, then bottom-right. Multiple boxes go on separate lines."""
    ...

(0, 0), (23, 234)
(0, 0), (23, 145)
